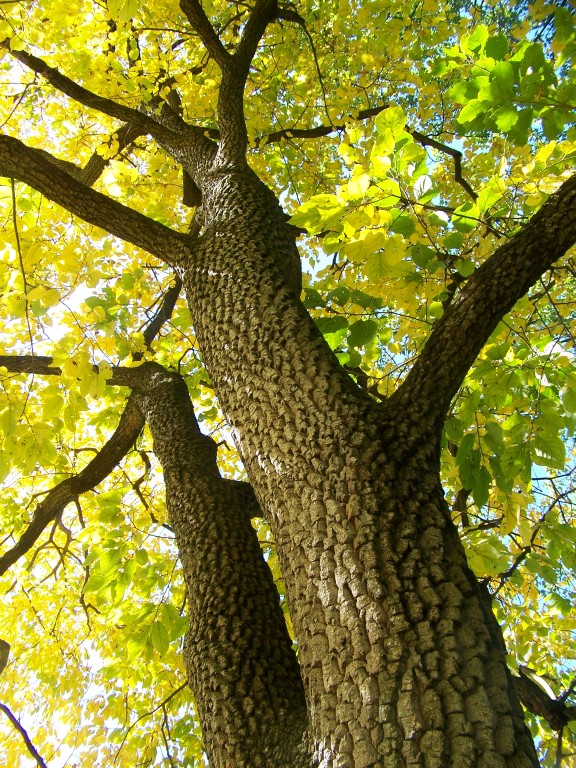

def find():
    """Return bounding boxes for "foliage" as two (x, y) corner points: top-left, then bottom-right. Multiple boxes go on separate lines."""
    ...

(0, 0), (574, 765)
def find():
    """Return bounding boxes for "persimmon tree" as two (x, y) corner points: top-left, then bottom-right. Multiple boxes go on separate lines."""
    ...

(0, 0), (575, 766)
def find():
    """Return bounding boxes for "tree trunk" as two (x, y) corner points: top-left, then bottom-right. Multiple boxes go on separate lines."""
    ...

(120, 363), (310, 767)
(178, 164), (540, 767)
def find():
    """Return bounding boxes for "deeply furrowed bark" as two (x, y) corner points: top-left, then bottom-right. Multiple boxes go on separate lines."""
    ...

(119, 363), (310, 767)
(166, 153), (541, 767)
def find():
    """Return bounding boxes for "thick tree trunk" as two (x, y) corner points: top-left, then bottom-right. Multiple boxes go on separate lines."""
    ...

(178, 165), (540, 767)
(121, 363), (310, 767)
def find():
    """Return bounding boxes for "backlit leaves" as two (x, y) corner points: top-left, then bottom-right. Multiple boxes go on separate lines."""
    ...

(0, 0), (575, 765)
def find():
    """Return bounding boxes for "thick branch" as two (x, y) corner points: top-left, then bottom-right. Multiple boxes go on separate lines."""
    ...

(139, 275), (183, 355)
(514, 669), (576, 732)
(179, 0), (231, 69)
(235, 0), (277, 74)
(390, 173), (576, 426)
(52, 122), (146, 187)
(2, 42), (174, 142)
(119, 362), (309, 765)
(0, 134), (190, 265)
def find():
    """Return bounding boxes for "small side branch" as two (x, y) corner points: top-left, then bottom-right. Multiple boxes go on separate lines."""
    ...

(514, 668), (576, 732)
(410, 129), (477, 201)
(0, 393), (145, 576)
(48, 122), (146, 187)
(0, 278), (182, 575)
(0, 703), (49, 768)
(259, 105), (477, 200)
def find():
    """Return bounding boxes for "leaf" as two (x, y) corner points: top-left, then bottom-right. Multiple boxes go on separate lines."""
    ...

(374, 106), (407, 155)
(465, 25), (489, 54)
(347, 173), (371, 198)
(490, 61), (516, 102)
(348, 319), (379, 348)
(485, 34), (508, 61)
(457, 99), (486, 125)
(494, 107), (518, 131)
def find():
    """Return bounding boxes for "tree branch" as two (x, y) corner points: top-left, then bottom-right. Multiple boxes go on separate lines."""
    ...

(179, 0), (231, 69)
(48, 121), (146, 187)
(0, 278), (182, 575)
(234, 0), (277, 75)
(514, 668), (576, 732)
(2, 41), (175, 142)
(0, 703), (48, 768)
(0, 393), (144, 576)
(389, 173), (576, 427)
(258, 106), (477, 199)
(0, 134), (191, 265)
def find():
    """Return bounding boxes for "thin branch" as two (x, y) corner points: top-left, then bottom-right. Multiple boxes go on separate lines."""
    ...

(410, 129), (477, 201)
(179, 0), (231, 68)
(492, 489), (573, 596)
(0, 703), (49, 768)
(0, 279), (183, 575)
(10, 178), (34, 350)
(258, 105), (477, 200)
(0, 393), (144, 576)
(276, 8), (330, 122)
(0, 134), (191, 265)
(113, 682), (188, 760)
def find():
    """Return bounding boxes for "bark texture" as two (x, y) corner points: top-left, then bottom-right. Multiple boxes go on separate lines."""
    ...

(114, 364), (310, 768)
(172, 154), (542, 767)
(2, 1), (576, 764)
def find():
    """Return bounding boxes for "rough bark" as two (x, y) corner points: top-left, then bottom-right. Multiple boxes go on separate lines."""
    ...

(167, 150), (541, 766)
(2, 2), (576, 764)
(113, 363), (310, 768)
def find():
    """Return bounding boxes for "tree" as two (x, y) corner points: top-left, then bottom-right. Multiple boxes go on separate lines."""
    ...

(0, 0), (575, 765)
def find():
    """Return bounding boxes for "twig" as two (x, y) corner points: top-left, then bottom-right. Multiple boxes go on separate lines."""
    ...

(10, 178), (34, 350)
(0, 703), (49, 768)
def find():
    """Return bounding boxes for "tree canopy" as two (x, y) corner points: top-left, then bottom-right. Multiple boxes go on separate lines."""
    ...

(0, 0), (575, 765)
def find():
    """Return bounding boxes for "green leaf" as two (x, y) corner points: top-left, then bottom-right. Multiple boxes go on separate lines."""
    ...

(490, 61), (515, 102)
(532, 431), (566, 469)
(456, 432), (476, 468)
(348, 319), (379, 348)
(289, 194), (345, 234)
(465, 25), (489, 54)
(374, 106), (407, 155)
(150, 620), (170, 655)
(389, 213), (415, 236)
(472, 465), (491, 509)
(494, 106), (518, 131)
(455, 258), (475, 277)
(457, 99), (486, 125)
(315, 316), (349, 334)
(327, 286), (351, 306)
(485, 34), (508, 61)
